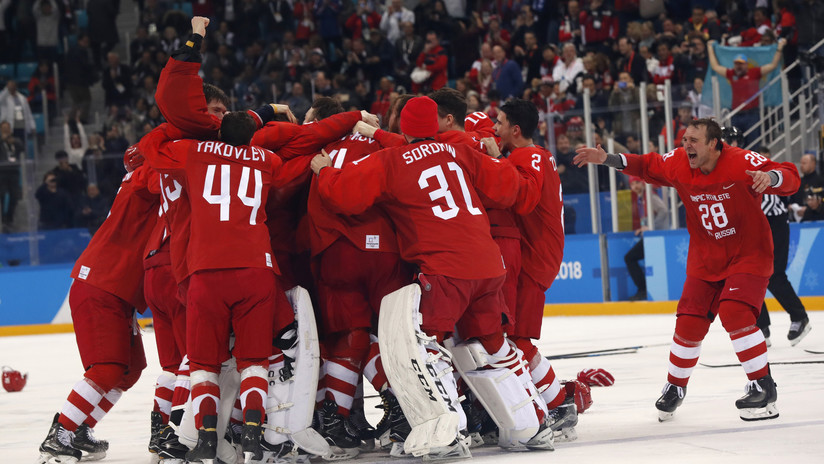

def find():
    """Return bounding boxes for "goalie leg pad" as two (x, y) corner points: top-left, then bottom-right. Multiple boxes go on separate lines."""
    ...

(378, 284), (461, 456)
(264, 286), (329, 457)
(450, 340), (542, 449)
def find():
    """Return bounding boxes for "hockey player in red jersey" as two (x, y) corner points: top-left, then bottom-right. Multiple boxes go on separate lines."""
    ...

(304, 97), (412, 457)
(494, 99), (574, 439)
(141, 112), (285, 462)
(37, 151), (158, 464)
(574, 118), (800, 422)
(312, 97), (556, 456)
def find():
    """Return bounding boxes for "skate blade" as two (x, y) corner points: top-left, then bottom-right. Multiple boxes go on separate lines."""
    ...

(552, 426), (578, 443)
(389, 442), (416, 458)
(244, 450), (265, 463)
(789, 324), (812, 346)
(358, 438), (376, 451)
(37, 452), (80, 464)
(739, 402), (779, 421)
(467, 432), (485, 448)
(157, 460), (185, 464)
(421, 438), (472, 461)
(658, 410), (675, 422)
(321, 445), (359, 461)
(79, 450), (106, 461)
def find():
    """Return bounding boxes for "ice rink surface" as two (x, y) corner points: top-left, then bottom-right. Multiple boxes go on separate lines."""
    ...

(2, 311), (823, 464)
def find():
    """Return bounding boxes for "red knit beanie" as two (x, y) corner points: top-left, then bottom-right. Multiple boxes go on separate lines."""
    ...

(400, 96), (439, 138)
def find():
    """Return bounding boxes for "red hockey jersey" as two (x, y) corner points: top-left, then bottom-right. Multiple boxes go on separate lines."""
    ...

(622, 144), (800, 280)
(71, 165), (159, 309)
(316, 140), (520, 279)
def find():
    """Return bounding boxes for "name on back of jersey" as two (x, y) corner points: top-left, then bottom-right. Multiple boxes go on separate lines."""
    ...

(402, 142), (456, 165)
(196, 141), (267, 162)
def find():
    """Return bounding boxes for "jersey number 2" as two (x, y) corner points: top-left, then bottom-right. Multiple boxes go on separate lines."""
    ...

(418, 162), (483, 220)
(203, 164), (262, 225)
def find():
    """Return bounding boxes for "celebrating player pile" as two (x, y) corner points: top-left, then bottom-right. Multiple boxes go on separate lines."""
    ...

(574, 119), (800, 422)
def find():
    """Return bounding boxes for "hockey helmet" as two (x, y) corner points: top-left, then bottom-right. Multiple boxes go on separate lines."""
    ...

(2, 366), (27, 392)
(123, 144), (145, 173)
(720, 126), (744, 147)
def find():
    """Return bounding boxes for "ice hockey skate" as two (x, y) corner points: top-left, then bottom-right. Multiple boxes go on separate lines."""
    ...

(547, 399), (578, 443)
(349, 402), (376, 451)
(73, 423), (108, 461)
(655, 383), (686, 422)
(318, 399), (361, 460)
(148, 411), (164, 454)
(736, 375), (779, 421)
(185, 415), (219, 463)
(241, 409), (264, 462)
(788, 318), (811, 346)
(37, 413), (81, 464)
(373, 389), (411, 451)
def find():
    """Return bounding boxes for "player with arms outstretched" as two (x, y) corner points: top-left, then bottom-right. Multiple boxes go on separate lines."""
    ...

(574, 118), (800, 421)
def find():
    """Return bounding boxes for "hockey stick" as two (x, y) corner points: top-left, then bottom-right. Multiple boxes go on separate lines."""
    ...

(700, 360), (824, 368)
(545, 342), (670, 360)
(804, 349), (824, 355)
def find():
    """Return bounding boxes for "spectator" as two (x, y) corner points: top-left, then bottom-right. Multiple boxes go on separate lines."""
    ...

(795, 0), (824, 54)
(411, 31), (448, 93)
(35, 172), (73, 230)
(136, 75), (158, 106)
(575, 74), (608, 110)
(26, 59), (57, 120)
(32, 0), (60, 62)
(294, 0), (316, 43)
(380, 0), (415, 45)
(282, 82), (311, 121)
(651, 41), (675, 85)
(552, 43), (584, 96)
(160, 26), (181, 55)
(51, 149), (86, 200)
(262, 0), (294, 42)
(0, 0), (11, 63)
(674, 34), (708, 85)
(365, 28), (394, 85)
(511, 5), (537, 52)
(87, 0), (120, 65)
(660, 102), (693, 147)
(555, 133), (588, 194)
(63, 113), (88, 166)
(617, 36), (649, 85)
(315, 0), (343, 53)
(420, 1), (454, 40)
(64, 33), (97, 122)
(683, 6), (721, 42)
(394, 21), (424, 88)
(0, 81), (36, 141)
(515, 31), (543, 83)
(580, 0), (619, 54)
(140, 0), (167, 29)
(789, 152), (824, 221)
(708, 38), (786, 145)
(130, 25), (158, 61)
(537, 44), (559, 82)
(74, 183), (109, 234)
(491, 45), (523, 100)
(483, 15), (510, 50)
(687, 77), (714, 119)
(799, 185), (824, 222)
(104, 123), (129, 154)
(102, 52), (133, 107)
(609, 71), (641, 139)
(345, 1), (381, 41)
(624, 176), (670, 301)
(0, 120), (22, 231)
(558, 0), (582, 46)
(468, 42), (494, 81)
(739, 7), (772, 47)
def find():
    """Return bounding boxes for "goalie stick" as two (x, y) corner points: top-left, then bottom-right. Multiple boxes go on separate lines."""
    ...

(545, 342), (670, 360)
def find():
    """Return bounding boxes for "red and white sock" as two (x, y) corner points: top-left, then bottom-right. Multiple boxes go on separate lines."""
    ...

(170, 356), (191, 426)
(153, 371), (176, 424)
(511, 337), (564, 410)
(363, 335), (388, 393)
(190, 370), (220, 430)
(59, 378), (105, 432)
(85, 388), (123, 428)
(316, 361), (327, 409)
(230, 397), (243, 433)
(324, 359), (360, 416)
(239, 366), (268, 423)
(667, 315), (711, 387)
(730, 326), (769, 380)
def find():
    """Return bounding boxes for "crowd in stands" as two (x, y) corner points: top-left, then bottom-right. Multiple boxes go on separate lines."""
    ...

(1, 0), (824, 234)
